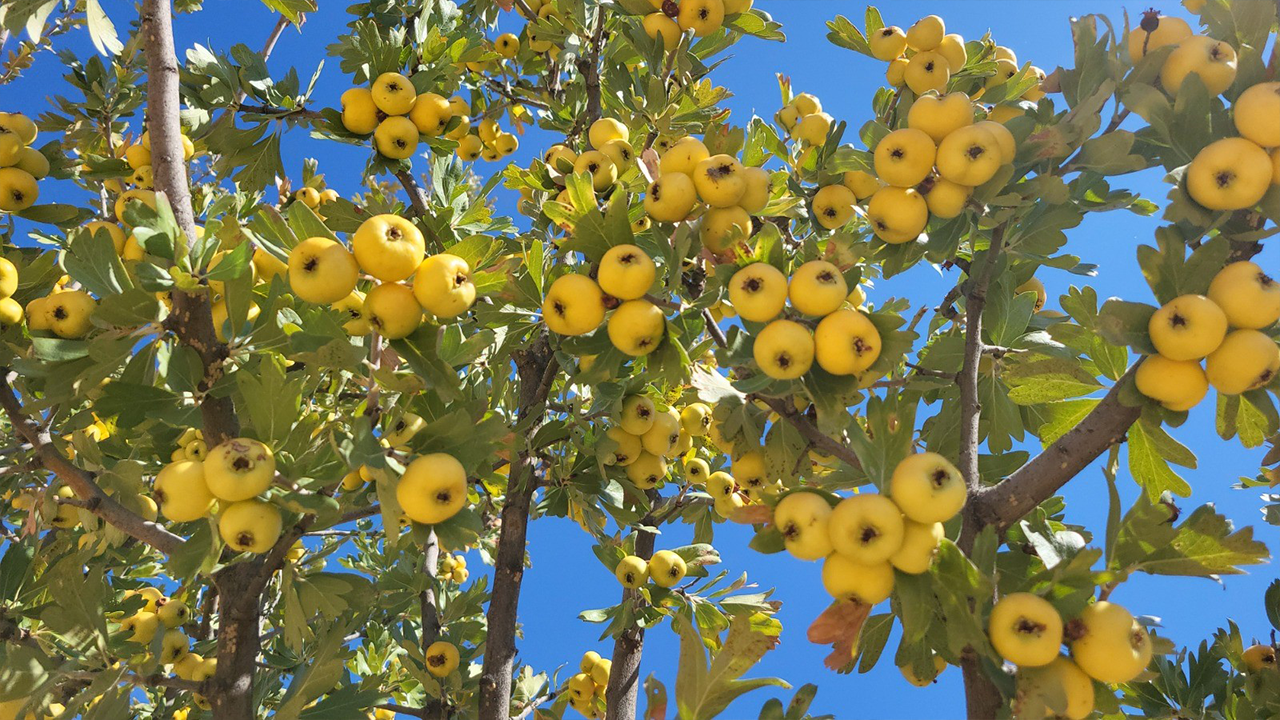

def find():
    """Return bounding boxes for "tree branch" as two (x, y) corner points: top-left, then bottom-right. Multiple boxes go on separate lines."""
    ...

(605, 492), (658, 720)
(974, 363), (1143, 532)
(0, 373), (184, 555)
(958, 226), (1005, 500)
(420, 530), (446, 720)
(63, 670), (204, 693)
(478, 335), (556, 720)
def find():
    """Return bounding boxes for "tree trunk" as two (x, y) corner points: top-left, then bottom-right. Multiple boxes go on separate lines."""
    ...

(211, 565), (261, 719)
(604, 527), (655, 720)
(478, 341), (553, 720)
(422, 530), (447, 720)
(961, 656), (1004, 719)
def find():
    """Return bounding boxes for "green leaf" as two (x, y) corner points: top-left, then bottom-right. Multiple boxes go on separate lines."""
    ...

(236, 354), (304, 445)
(274, 617), (359, 720)
(84, 0), (123, 55)
(1127, 419), (1192, 500)
(1113, 497), (1270, 578)
(1004, 357), (1103, 405)
(65, 225), (134, 297)
(673, 614), (789, 720)
(1097, 299), (1157, 355)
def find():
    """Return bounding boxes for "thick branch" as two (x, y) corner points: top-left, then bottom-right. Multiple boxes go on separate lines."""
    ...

(420, 530), (446, 720)
(0, 374), (184, 554)
(604, 495), (658, 720)
(975, 364), (1143, 531)
(958, 227), (1005, 501)
(478, 336), (555, 720)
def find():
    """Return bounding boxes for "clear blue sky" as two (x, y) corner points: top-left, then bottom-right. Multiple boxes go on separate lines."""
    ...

(7, 1), (1272, 718)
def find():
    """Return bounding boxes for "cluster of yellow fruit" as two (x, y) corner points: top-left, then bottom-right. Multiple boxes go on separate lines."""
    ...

(0, 111), (46, 213)
(7, 485), (79, 530)
(991, 594), (1153, 718)
(637, 0), (754, 50)
(152, 437), (283, 554)
(0, 256), (24, 328)
(846, 95), (1014, 244)
(424, 639), (461, 678)
(727, 260), (881, 381)
(24, 283), (97, 340)
(562, 650), (613, 719)
(113, 588), (216, 707)
(168, 427), (208, 462)
(0, 697), (64, 720)
(291, 184), (341, 210)
(769, 452), (966, 608)
(285, 213), (477, 340)
(613, 549), (687, 589)
(437, 553), (470, 584)
(640, 130), (770, 252)
(540, 245), (666, 355)
(1135, 261), (1280, 412)
(600, 396), (706, 490)
(339, 73), (519, 163)
(120, 129), (196, 191)
(1185, 83), (1280, 211)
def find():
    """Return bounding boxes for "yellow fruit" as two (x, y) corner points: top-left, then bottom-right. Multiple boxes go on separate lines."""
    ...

(828, 493), (904, 564)
(1016, 277), (1047, 312)
(580, 652), (602, 676)
(791, 112), (834, 146)
(754, 319), (813, 380)
(625, 451), (668, 489)
(1015, 656), (1095, 720)
(821, 553), (894, 604)
(990, 593), (1064, 667)
(253, 247), (288, 281)
(937, 34), (967, 72)
(729, 263), (788, 323)
(288, 237), (359, 304)
(371, 72), (417, 115)
(294, 187), (321, 209)
(414, 254), (476, 318)
(204, 438), (275, 502)
(589, 118), (629, 150)
(619, 395), (657, 435)
(886, 58), (909, 87)
(791, 93), (822, 116)
(974, 120), (1016, 164)
(645, 172), (698, 222)
(1243, 644), (1277, 672)
(542, 274), (606, 336)
(776, 104), (802, 131)
(643, 13), (681, 51)
(1128, 14), (1192, 61)
(660, 137), (711, 176)
(599, 245), (655, 301)
(923, 177), (972, 219)
(495, 32), (520, 58)
(677, 0), (725, 37)
(15, 147), (48, 179)
(738, 166), (771, 214)
(1148, 294), (1228, 361)
(477, 118), (501, 144)
(843, 170), (882, 199)
(544, 144), (578, 173)
(1069, 601), (1153, 684)
(160, 628), (190, 663)
(906, 15), (945, 51)
(599, 138), (632, 168)
(425, 641), (460, 677)
(615, 555), (649, 588)
(1234, 83), (1280, 148)
(364, 282), (422, 339)
(340, 88), (380, 134)
(699, 206), (752, 252)
(114, 188), (156, 225)
(649, 549), (687, 587)
(590, 658), (613, 686)
(0, 297), (22, 328)
(408, 92), (453, 136)
(0, 257), (16, 300)
(869, 26), (908, 60)
(905, 51), (950, 95)
(907, 91), (974, 143)
(43, 290), (95, 339)
(789, 260), (848, 316)
(121, 611), (160, 644)
(641, 407), (681, 457)
(814, 309), (882, 375)
(1161, 35), (1238, 97)
(124, 143), (152, 170)
(812, 184), (856, 229)
(1186, 137), (1272, 211)
(385, 412), (426, 447)
(573, 150), (618, 191)
(936, 124), (1002, 186)
(680, 403), (711, 437)
(219, 499), (283, 554)
(0, 112), (37, 144)
(154, 460), (215, 522)
(867, 186), (928, 244)
(0, 167), (38, 212)
(1205, 329), (1279, 395)
(456, 134), (484, 161)
(604, 426), (642, 466)
(0, 134), (25, 166)
(84, 221), (127, 254)
(889, 451), (967, 524)
(1135, 355), (1209, 411)
(774, 491), (834, 561)
(352, 215), (425, 284)
(374, 116), (419, 159)
(683, 457), (710, 483)
(986, 58), (1020, 91)
(693, 154), (747, 207)
(1209, 261), (1280, 329)
(397, 453), (468, 524)
(889, 520), (943, 574)
(607, 299), (666, 356)
(900, 655), (947, 687)
(332, 291), (371, 335)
